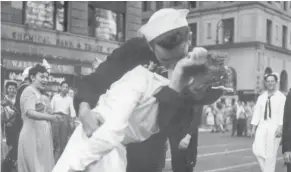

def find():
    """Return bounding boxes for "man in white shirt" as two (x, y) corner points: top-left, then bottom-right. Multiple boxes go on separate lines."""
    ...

(251, 73), (286, 172)
(236, 102), (246, 137)
(51, 81), (76, 161)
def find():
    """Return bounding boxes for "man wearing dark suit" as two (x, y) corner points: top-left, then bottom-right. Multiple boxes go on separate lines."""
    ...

(73, 8), (223, 172)
(283, 89), (291, 172)
(168, 105), (203, 172)
(73, 39), (222, 172)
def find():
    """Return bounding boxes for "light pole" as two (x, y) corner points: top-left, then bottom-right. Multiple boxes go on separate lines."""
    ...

(216, 20), (224, 45)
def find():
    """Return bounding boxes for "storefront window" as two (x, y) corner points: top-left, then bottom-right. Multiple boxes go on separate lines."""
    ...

(222, 18), (234, 44)
(11, 1), (24, 24)
(88, 6), (125, 42)
(24, 1), (67, 31)
(189, 23), (197, 47)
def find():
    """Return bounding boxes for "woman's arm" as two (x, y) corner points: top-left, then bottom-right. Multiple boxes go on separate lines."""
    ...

(26, 109), (56, 121)
(21, 88), (57, 122)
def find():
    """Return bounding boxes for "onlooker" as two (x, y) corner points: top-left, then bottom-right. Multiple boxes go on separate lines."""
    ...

(205, 105), (215, 131)
(1, 72), (31, 172)
(282, 88), (291, 172)
(236, 102), (246, 137)
(4, 80), (17, 104)
(244, 102), (253, 137)
(51, 81), (76, 161)
(231, 98), (238, 136)
(251, 73), (286, 172)
(216, 103), (225, 132)
(17, 64), (62, 172)
(68, 88), (75, 98)
(1, 80), (18, 152)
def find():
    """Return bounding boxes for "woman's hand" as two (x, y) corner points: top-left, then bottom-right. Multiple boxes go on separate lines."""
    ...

(50, 114), (64, 122)
(169, 47), (207, 93)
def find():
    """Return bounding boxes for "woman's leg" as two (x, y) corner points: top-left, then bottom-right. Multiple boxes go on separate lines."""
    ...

(256, 155), (265, 172)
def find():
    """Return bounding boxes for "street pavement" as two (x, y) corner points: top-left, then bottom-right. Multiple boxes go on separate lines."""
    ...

(164, 132), (286, 172)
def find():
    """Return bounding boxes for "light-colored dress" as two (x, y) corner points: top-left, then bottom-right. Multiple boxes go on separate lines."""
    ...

(17, 86), (55, 172)
(216, 110), (224, 125)
(205, 107), (214, 126)
(52, 65), (168, 172)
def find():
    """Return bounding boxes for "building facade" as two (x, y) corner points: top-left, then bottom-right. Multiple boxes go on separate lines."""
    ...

(142, 1), (291, 100)
(1, 1), (142, 92)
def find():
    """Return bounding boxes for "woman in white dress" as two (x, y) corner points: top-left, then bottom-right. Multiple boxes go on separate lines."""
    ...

(206, 105), (215, 126)
(53, 8), (230, 172)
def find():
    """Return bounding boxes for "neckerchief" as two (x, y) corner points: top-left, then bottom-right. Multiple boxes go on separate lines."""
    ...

(264, 95), (272, 120)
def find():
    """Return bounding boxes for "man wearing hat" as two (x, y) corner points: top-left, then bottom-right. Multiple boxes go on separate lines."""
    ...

(72, 8), (223, 172)
(251, 73), (286, 172)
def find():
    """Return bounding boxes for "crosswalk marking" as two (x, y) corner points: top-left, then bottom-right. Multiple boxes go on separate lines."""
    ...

(199, 157), (283, 172)
(166, 148), (252, 161)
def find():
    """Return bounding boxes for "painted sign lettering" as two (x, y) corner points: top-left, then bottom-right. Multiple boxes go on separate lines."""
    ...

(2, 24), (119, 55)
(3, 59), (74, 74)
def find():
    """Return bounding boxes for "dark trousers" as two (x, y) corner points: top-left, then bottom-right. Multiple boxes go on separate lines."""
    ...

(231, 118), (237, 136)
(237, 118), (246, 137)
(1, 147), (17, 172)
(126, 133), (167, 172)
(169, 134), (198, 172)
(52, 115), (72, 162)
(1, 117), (22, 172)
(287, 164), (291, 172)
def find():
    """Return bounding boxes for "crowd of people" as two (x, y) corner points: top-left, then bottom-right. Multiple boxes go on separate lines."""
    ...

(203, 99), (255, 137)
(1, 64), (78, 172)
(0, 8), (228, 172)
(1, 7), (291, 172)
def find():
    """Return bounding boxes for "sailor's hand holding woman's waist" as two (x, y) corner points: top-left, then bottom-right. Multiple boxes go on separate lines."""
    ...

(79, 102), (104, 137)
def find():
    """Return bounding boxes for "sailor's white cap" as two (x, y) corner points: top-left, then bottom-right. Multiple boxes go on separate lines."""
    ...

(139, 8), (189, 42)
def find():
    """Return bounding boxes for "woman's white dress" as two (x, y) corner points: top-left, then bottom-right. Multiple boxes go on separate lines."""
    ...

(205, 107), (214, 126)
(52, 66), (169, 172)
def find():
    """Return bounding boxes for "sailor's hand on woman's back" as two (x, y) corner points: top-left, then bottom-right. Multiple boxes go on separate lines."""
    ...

(78, 102), (100, 137)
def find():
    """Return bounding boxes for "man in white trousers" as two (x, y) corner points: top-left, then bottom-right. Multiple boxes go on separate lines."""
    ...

(251, 73), (286, 172)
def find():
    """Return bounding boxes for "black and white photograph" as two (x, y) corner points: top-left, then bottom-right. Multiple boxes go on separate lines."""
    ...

(1, 1), (291, 172)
